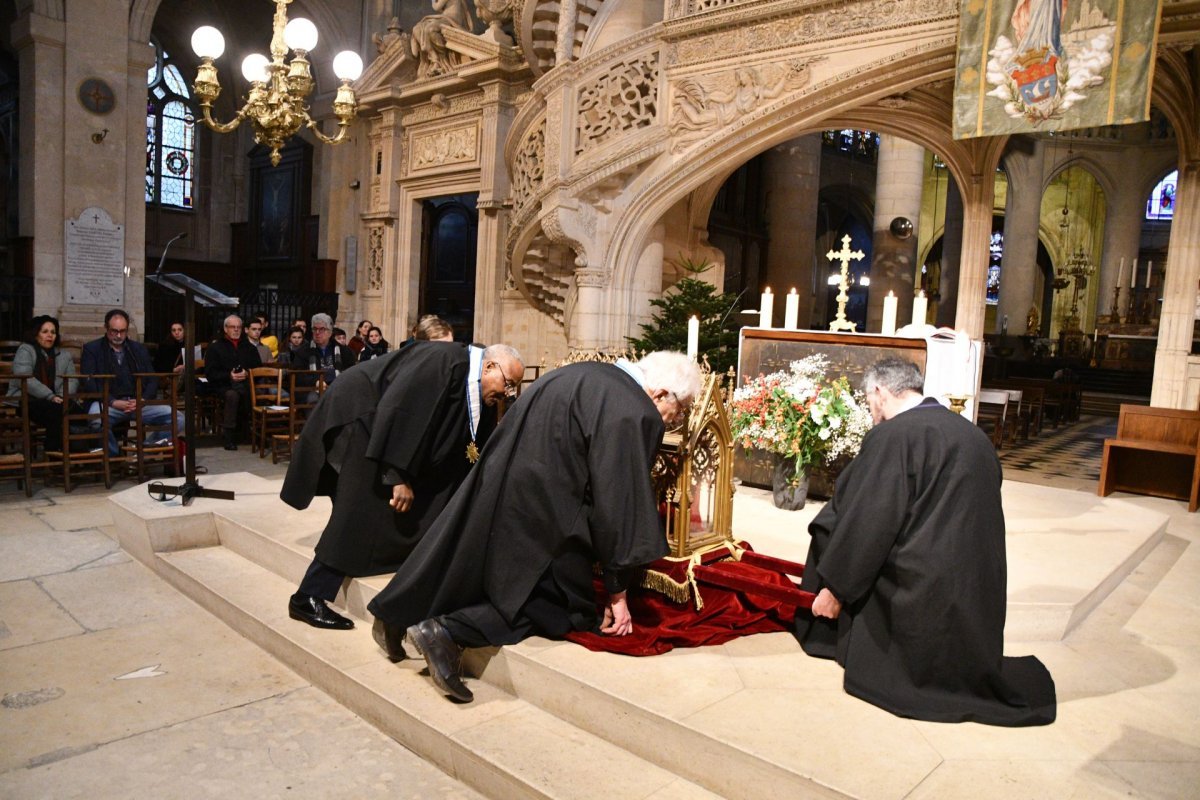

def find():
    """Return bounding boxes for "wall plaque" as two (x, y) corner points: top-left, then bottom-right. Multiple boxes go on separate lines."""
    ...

(65, 207), (124, 305)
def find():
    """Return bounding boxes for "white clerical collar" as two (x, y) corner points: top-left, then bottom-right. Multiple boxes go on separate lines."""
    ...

(466, 344), (485, 441)
(613, 358), (646, 388)
(892, 393), (926, 417)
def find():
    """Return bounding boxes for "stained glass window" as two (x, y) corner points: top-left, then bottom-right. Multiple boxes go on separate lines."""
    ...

(986, 230), (1003, 305)
(146, 40), (195, 209)
(1145, 170), (1177, 220)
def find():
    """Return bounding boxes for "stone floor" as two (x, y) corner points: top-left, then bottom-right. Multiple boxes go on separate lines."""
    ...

(2, 435), (1199, 798)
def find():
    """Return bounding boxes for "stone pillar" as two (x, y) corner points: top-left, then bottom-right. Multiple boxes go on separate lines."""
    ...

(870, 135), (925, 329)
(763, 137), (821, 326)
(1096, 183), (1145, 323)
(935, 174), (963, 327)
(956, 169), (998, 339)
(997, 141), (1046, 335)
(573, 266), (608, 349)
(627, 223), (665, 335)
(1151, 159), (1200, 407)
(476, 83), (518, 344)
(555, 0), (578, 66)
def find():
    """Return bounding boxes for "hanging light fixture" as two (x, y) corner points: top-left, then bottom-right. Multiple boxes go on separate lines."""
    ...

(190, 0), (364, 166)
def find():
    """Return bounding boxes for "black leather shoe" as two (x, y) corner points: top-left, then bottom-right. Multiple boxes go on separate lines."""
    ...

(223, 430), (238, 451)
(406, 618), (473, 702)
(288, 592), (354, 630)
(372, 617), (407, 662)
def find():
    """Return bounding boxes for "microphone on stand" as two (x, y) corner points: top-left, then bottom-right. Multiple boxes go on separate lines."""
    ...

(155, 232), (188, 278)
(716, 285), (756, 374)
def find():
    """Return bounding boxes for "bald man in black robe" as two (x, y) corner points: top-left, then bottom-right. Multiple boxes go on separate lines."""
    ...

(280, 341), (523, 630)
(797, 356), (1056, 726)
(368, 353), (700, 702)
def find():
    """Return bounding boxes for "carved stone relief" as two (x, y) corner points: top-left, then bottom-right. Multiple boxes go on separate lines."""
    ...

(669, 60), (811, 152)
(366, 224), (385, 293)
(512, 117), (546, 214)
(410, 124), (480, 171)
(410, 0), (474, 79)
(575, 51), (660, 156)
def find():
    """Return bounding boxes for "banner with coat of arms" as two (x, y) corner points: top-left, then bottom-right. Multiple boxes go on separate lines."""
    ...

(953, 0), (1163, 140)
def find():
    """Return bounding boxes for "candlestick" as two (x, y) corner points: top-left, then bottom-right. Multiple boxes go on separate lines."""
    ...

(784, 288), (799, 330)
(686, 315), (699, 360)
(1145, 260), (1153, 289)
(1116, 256), (1124, 289)
(759, 287), (774, 328)
(881, 291), (898, 335)
(911, 290), (928, 327)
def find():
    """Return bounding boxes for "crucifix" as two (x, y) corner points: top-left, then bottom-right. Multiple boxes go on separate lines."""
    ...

(827, 234), (865, 332)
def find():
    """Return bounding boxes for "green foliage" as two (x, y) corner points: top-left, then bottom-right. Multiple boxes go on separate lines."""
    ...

(626, 255), (743, 375)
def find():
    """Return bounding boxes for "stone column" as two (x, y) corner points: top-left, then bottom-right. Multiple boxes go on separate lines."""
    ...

(626, 223), (665, 336)
(573, 266), (608, 349)
(870, 135), (925, 329)
(1151, 159), (1200, 407)
(955, 169), (998, 339)
(997, 140), (1046, 335)
(763, 137), (821, 326)
(1096, 184), (1144, 322)
(935, 174), (963, 327)
(555, 0), (578, 66)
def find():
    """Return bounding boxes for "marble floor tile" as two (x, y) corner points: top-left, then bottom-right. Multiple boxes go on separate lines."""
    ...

(0, 530), (122, 582)
(0, 512), (54, 536)
(36, 559), (197, 632)
(0, 579), (84, 651)
(1057, 690), (1200, 763)
(33, 503), (114, 532)
(1104, 760), (1200, 800)
(908, 758), (1137, 799)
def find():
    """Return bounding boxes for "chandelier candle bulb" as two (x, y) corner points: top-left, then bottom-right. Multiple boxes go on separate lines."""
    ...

(759, 287), (774, 328)
(911, 290), (928, 327)
(687, 316), (699, 360)
(784, 288), (799, 330)
(881, 291), (898, 336)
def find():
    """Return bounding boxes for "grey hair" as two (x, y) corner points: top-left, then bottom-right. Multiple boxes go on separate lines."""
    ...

(483, 343), (524, 370)
(223, 314), (242, 327)
(862, 357), (924, 396)
(311, 312), (333, 329)
(637, 351), (703, 405)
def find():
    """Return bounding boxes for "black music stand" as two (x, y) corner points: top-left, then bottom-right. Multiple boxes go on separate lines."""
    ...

(145, 272), (238, 505)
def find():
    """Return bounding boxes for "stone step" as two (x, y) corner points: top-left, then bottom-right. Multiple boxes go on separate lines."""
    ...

(154, 544), (723, 800)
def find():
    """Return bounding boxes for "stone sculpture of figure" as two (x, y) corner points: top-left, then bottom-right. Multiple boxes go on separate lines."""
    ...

(410, 0), (473, 78)
(372, 17), (407, 55)
(1026, 304), (1041, 335)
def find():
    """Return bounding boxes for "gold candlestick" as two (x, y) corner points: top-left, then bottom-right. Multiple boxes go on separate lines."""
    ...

(946, 394), (969, 416)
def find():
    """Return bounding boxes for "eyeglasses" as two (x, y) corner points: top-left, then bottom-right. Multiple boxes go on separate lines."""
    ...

(664, 392), (687, 426)
(107, 327), (128, 335)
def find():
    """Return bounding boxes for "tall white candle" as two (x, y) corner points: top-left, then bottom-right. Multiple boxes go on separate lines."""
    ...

(784, 288), (799, 330)
(1116, 256), (1124, 289)
(1146, 260), (1153, 289)
(911, 290), (928, 326)
(686, 315), (699, 360)
(759, 287), (774, 328)
(881, 290), (898, 336)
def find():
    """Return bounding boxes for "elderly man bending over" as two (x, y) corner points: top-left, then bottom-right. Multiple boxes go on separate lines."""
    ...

(369, 351), (702, 703)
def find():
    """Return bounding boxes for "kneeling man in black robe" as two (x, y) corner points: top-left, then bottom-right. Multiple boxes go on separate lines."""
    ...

(280, 341), (524, 630)
(368, 352), (703, 702)
(796, 356), (1056, 726)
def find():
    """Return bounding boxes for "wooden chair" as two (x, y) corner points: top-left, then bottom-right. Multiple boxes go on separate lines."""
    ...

(976, 389), (1010, 449)
(249, 366), (288, 456)
(44, 373), (115, 492)
(1099, 405), (1200, 511)
(0, 375), (36, 496)
(191, 357), (222, 435)
(270, 370), (325, 463)
(0, 340), (22, 361)
(119, 373), (180, 483)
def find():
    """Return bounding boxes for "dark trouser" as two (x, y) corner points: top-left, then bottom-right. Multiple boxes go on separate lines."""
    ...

(441, 605), (535, 648)
(440, 564), (581, 648)
(297, 559), (345, 602)
(222, 385), (249, 431)
(28, 396), (65, 452)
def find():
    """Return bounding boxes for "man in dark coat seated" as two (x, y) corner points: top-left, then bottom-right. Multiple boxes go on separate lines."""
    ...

(368, 351), (703, 703)
(796, 356), (1056, 727)
(203, 314), (263, 450)
(280, 340), (525, 631)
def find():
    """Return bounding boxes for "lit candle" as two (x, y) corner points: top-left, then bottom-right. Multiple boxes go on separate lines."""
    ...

(881, 290), (898, 335)
(911, 290), (928, 326)
(784, 288), (799, 330)
(1145, 260), (1153, 289)
(759, 287), (774, 328)
(687, 315), (699, 360)
(1115, 256), (1124, 289)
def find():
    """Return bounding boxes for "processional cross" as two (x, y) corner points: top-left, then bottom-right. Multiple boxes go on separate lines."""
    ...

(827, 234), (865, 332)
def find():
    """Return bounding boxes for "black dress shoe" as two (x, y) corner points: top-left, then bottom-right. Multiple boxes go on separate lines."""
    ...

(288, 592), (354, 630)
(406, 618), (473, 702)
(372, 617), (407, 662)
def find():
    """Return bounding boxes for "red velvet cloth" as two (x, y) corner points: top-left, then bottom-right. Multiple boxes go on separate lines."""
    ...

(565, 553), (800, 657)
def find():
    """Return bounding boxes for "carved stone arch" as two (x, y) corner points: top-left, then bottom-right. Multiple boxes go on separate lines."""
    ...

(128, 0), (162, 42)
(1043, 156), (1117, 205)
(1151, 48), (1200, 168)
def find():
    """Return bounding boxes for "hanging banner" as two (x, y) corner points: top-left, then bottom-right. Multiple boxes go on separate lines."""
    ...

(953, 0), (1163, 140)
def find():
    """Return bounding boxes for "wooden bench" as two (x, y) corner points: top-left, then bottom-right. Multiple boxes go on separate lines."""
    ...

(1099, 405), (1200, 512)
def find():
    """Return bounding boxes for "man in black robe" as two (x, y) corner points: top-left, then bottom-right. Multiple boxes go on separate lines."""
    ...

(368, 352), (703, 702)
(796, 356), (1056, 726)
(280, 341), (524, 630)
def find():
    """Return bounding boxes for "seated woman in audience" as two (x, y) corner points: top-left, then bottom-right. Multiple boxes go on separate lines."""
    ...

(357, 326), (390, 362)
(349, 320), (372, 355)
(8, 315), (77, 452)
(277, 326), (308, 368)
(410, 314), (454, 343)
(153, 321), (187, 374)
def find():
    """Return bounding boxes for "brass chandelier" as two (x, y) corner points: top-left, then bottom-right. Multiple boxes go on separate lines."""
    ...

(190, 0), (363, 166)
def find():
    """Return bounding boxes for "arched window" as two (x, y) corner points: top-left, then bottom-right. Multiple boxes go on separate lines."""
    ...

(146, 39), (196, 209)
(1145, 170), (1177, 221)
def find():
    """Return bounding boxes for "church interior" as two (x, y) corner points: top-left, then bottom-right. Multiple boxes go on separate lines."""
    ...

(2, 0), (1200, 797)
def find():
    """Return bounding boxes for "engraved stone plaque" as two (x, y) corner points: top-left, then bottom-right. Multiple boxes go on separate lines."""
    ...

(65, 207), (124, 305)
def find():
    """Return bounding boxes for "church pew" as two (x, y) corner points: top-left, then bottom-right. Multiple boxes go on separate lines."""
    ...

(1099, 405), (1200, 512)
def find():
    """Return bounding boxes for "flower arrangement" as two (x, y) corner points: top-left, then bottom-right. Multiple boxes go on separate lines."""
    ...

(729, 354), (872, 481)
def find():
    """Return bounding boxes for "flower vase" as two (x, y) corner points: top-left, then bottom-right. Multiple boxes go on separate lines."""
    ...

(771, 457), (809, 510)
